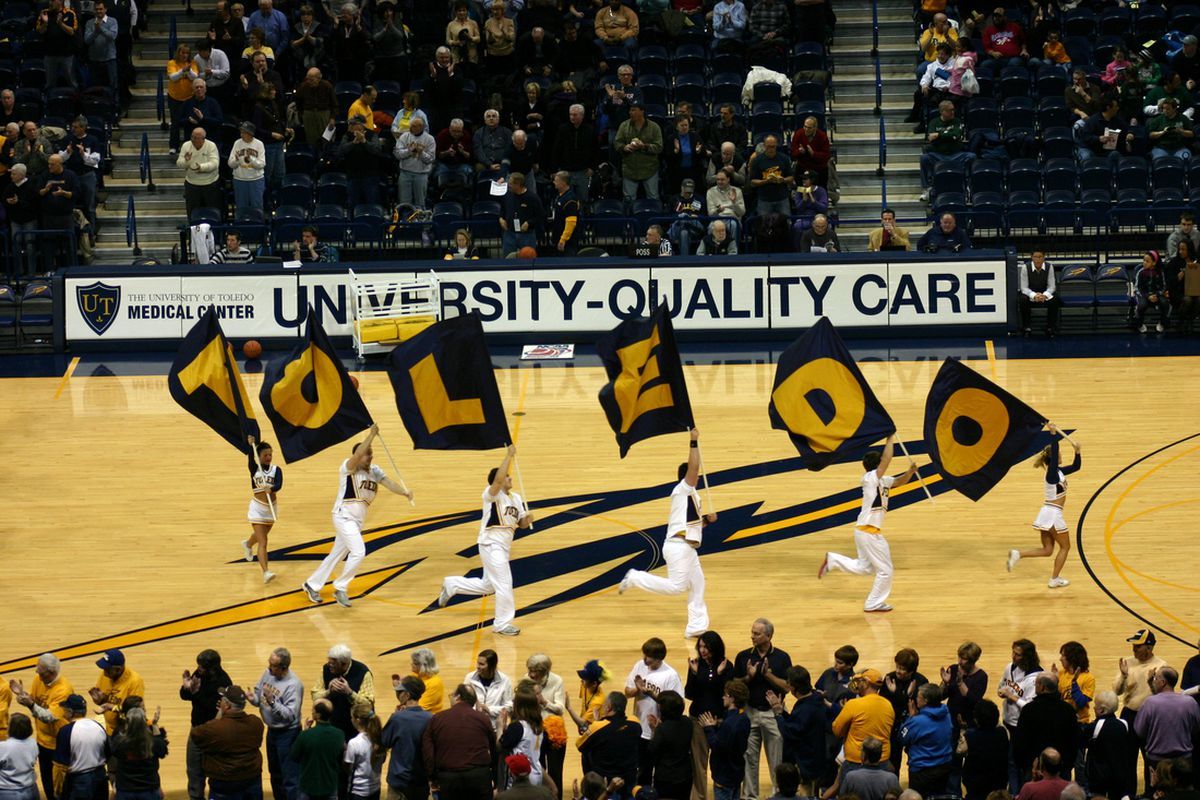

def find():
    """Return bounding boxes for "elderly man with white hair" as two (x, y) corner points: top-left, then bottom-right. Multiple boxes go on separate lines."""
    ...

(395, 116), (436, 210)
(551, 103), (597, 202)
(8, 654), (74, 800)
(177, 128), (221, 218)
(3, 163), (41, 276)
(311, 644), (374, 743)
(473, 108), (512, 177)
(248, 647), (303, 800)
(697, 219), (738, 255)
(1084, 691), (1135, 800)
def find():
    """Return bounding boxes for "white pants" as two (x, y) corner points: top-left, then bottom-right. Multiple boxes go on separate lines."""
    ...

(305, 514), (366, 593)
(743, 706), (783, 800)
(441, 542), (515, 629)
(826, 528), (893, 611)
(623, 537), (709, 637)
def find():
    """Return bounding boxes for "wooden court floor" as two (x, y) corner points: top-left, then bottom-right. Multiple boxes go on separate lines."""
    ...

(1, 353), (1198, 796)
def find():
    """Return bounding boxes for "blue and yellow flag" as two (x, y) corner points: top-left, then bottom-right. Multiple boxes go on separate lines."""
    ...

(387, 312), (511, 450)
(167, 306), (260, 452)
(924, 358), (1047, 501)
(768, 317), (896, 470)
(597, 304), (695, 458)
(259, 307), (373, 462)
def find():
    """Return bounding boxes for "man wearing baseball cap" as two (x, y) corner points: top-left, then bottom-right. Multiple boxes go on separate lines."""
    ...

(1113, 630), (1168, 788)
(51, 693), (107, 800)
(190, 685), (266, 799)
(498, 753), (551, 800)
(89, 650), (144, 735)
(832, 669), (895, 766)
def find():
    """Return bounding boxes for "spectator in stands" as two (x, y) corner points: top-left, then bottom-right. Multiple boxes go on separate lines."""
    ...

(212, 230), (255, 264)
(712, 0), (748, 45)
(241, 28), (276, 69)
(500, 172), (544, 256)
(603, 67), (640, 145)
(1066, 68), (1104, 122)
(434, 119), (474, 189)
(347, 86), (377, 132)
(1016, 749), (1069, 800)
(34, 154), (78, 270)
(881, 650), (927, 774)
(1101, 47), (1132, 87)
(392, 92), (429, 139)
(641, 224), (674, 256)
(798, 214), (840, 253)
(838, 737), (898, 800)
(705, 106), (749, 160)
(748, 0), (789, 47)
(15, 123), (53, 179)
(85, 2), (120, 95)
(516, 27), (558, 81)
(549, 171), (581, 256)
(475, 110), (513, 178)
(252, 82), (288, 196)
(4, 165), (40, 277)
(918, 100), (971, 202)
(232, 3), (248, 33)
(59, 117), (101, 234)
(916, 14), (958, 81)
(595, 0), (639, 54)
(1145, 72), (1194, 118)
(551, 104), (597, 203)
(914, 44), (955, 133)
(249, 0), (289, 56)
(1133, 667), (1200, 772)
(665, 178), (705, 255)
(290, 699), (344, 800)
(918, 212), (972, 253)
(515, 84), (549, 148)
(1014, 674), (1079, 785)
(1167, 239), (1199, 325)
(0, 712), (38, 800)
(227, 122), (266, 217)
(1149, 98), (1195, 160)
(556, 22), (601, 93)
(961, 700), (1008, 800)
(1017, 249), (1061, 337)
(191, 687), (265, 800)
(1084, 691), (1134, 800)
(210, 1), (247, 63)
(947, 37), (979, 105)
(615, 104), (663, 202)
(332, 5), (371, 86)
(791, 170), (827, 221)
(380, 676), (432, 800)
(240, 51), (284, 120)
(666, 116), (706, 190)
(706, 170), (745, 238)
(446, 2), (482, 71)
(483, 2), (517, 75)
(38, 0), (79, 90)
(748, 135), (793, 216)
(1134, 250), (1171, 333)
(697, 219), (737, 255)
(178, 128), (222, 219)
(426, 48), (465, 143)
(1074, 96), (1136, 164)
(697, 679), (750, 800)
(291, 6), (327, 76)
(981, 8), (1030, 70)
(292, 226), (333, 263)
(868, 209), (909, 251)
(183, 79), (224, 143)
(296, 69), (337, 147)
(504, 131), (540, 182)
(1168, 213), (1200, 255)
(1175, 36), (1200, 94)
(179, 650), (231, 800)
(706, 142), (746, 189)
(1041, 30), (1069, 73)
(51, 694), (107, 800)
(0, 92), (17, 127)
(194, 41), (232, 110)
(423, 685), (497, 800)
(395, 116), (435, 210)
(167, 44), (199, 155)
(790, 116), (831, 188)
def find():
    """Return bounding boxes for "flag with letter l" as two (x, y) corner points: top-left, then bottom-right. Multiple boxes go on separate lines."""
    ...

(259, 307), (373, 462)
(167, 306), (260, 452)
(596, 304), (695, 458)
(923, 357), (1047, 501)
(768, 317), (896, 470)
(387, 312), (511, 450)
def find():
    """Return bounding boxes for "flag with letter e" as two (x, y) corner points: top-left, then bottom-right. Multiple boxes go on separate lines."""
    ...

(259, 307), (373, 462)
(387, 312), (511, 450)
(167, 306), (260, 452)
(768, 317), (896, 470)
(596, 304), (695, 458)
(923, 357), (1047, 501)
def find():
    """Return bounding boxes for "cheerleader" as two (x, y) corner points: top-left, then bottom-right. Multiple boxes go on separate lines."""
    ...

(243, 435), (282, 584)
(1007, 423), (1080, 588)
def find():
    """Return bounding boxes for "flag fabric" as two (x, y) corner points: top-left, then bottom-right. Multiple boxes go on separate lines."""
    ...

(768, 317), (896, 470)
(259, 307), (373, 462)
(923, 357), (1047, 501)
(167, 306), (260, 452)
(387, 312), (511, 450)
(596, 304), (695, 457)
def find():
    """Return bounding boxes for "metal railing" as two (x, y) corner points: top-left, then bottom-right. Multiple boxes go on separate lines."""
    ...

(871, 0), (886, 214)
(126, 196), (142, 257)
(139, 132), (157, 192)
(168, 15), (178, 58)
(157, 72), (167, 129)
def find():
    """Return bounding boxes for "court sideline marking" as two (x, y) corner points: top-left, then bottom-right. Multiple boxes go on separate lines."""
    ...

(53, 357), (80, 400)
(985, 340), (998, 381)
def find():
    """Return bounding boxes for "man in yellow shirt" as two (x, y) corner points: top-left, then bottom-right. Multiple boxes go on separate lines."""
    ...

(1112, 629), (1168, 786)
(348, 86), (378, 132)
(9, 653), (74, 800)
(831, 669), (896, 764)
(88, 649), (145, 735)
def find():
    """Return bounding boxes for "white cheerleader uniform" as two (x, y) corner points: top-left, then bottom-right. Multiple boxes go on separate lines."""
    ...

(1033, 439), (1081, 533)
(247, 451), (282, 523)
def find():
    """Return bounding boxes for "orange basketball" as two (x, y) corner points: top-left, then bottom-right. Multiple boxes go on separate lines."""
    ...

(243, 340), (263, 359)
(350, 375), (360, 389)
(517, 246), (538, 259)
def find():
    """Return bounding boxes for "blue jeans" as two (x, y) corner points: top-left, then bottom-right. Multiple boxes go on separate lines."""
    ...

(209, 778), (263, 800)
(66, 767), (107, 800)
(1076, 146), (1122, 165)
(1151, 146), (1191, 160)
(234, 178), (266, 214)
(621, 173), (659, 202)
(267, 726), (301, 800)
(756, 197), (791, 216)
(434, 163), (472, 186)
(76, 170), (98, 228)
(264, 142), (285, 194)
(0, 788), (38, 800)
(920, 150), (975, 187)
(502, 229), (536, 255)
(116, 791), (162, 800)
(712, 782), (740, 800)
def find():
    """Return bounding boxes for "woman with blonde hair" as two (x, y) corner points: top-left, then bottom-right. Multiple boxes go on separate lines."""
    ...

(1007, 423), (1081, 588)
(346, 703), (385, 800)
(165, 43), (197, 154)
(407, 649), (444, 713)
(484, 1), (516, 75)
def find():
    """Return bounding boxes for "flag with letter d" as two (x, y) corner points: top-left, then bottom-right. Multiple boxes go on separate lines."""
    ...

(387, 312), (511, 450)
(259, 307), (373, 462)
(167, 306), (260, 452)
(597, 304), (695, 458)
(923, 358), (1046, 501)
(768, 317), (896, 470)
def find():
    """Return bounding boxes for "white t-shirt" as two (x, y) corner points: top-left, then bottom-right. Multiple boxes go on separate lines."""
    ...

(478, 487), (525, 547)
(0, 736), (38, 791)
(333, 459), (388, 522)
(857, 471), (896, 529)
(666, 479), (702, 545)
(625, 660), (684, 740)
(344, 731), (382, 796)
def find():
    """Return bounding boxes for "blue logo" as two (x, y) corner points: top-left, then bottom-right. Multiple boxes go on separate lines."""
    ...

(76, 281), (121, 336)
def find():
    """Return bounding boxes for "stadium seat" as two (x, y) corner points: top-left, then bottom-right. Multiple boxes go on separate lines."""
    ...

(277, 174), (314, 209)
(711, 51), (744, 77)
(932, 192), (967, 217)
(1042, 159), (1078, 194)
(1092, 36), (1123, 70)
(966, 98), (1000, 134)
(316, 172), (349, 207)
(18, 281), (53, 342)
(793, 103), (826, 130)
(792, 80), (826, 105)
(1037, 96), (1070, 131)
(751, 82), (783, 105)
(1116, 158), (1149, 192)
(234, 208), (265, 225)
(1080, 189), (1113, 228)
(1063, 8), (1098, 37)
(1063, 36), (1093, 68)
(1042, 190), (1079, 231)
(1134, 5), (1167, 40)
(637, 74), (669, 107)
(1112, 188), (1150, 230)
(1008, 159), (1042, 196)
(585, 199), (630, 241)
(672, 43), (707, 76)
(673, 74), (707, 108)
(284, 146), (318, 176)
(601, 46), (630, 72)
(710, 73), (744, 107)
(1095, 263), (1133, 325)
(1079, 162), (1113, 194)
(965, 191), (1004, 234)
(431, 201), (464, 239)
(791, 42), (827, 72)
(1006, 190), (1042, 230)
(0, 284), (16, 343)
(190, 207), (223, 225)
(1152, 188), (1187, 228)
(375, 80), (402, 115)
(969, 159), (1004, 198)
(999, 66), (1031, 98)
(1098, 5), (1132, 36)
(468, 200), (502, 238)
(637, 45), (669, 77)
(1002, 97), (1036, 135)
(632, 197), (663, 231)
(334, 81), (362, 115)
(1042, 127), (1075, 160)
(1170, 4), (1200, 33)
(1056, 265), (1096, 318)
(1152, 156), (1186, 192)
(273, 204), (309, 223)
(932, 163), (968, 198)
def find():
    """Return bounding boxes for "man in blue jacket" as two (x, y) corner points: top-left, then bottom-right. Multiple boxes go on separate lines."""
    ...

(917, 212), (972, 254)
(767, 667), (829, 795)
(699, 679), (752, 800)
(899, 683), (953, 797)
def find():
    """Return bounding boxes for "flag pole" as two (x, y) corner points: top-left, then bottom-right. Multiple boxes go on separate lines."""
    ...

(376, 431), (416, 506)
(511, 449), (533, 530)
(251, 445), (278, 521)
(691, 429), (716, 515)
(896, 435), (934, 504)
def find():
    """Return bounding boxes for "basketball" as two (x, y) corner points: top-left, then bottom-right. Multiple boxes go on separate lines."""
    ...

(243, 340), (263, 359)
(350, 375), (360, 389)
(517, 246), (538, 259)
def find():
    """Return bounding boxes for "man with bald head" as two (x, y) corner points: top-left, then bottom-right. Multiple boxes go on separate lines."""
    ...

(0, 89), (18, 127)
(1016, 749), (1070, 800)
(296, 68), (336, 146)
(177, 128), (221, 218)
(37, 154), (78, 269)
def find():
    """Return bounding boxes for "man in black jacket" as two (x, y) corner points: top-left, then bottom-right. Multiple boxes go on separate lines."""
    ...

(4, 163), (41, 276)
(1073, 96), (1138, 164)
(37, 154), (79, 271)
(577, 692), (642, 790)
(500, 172), (544, 256)
(1014, 674), (1080, 783)
(180, 649), (233, 800)
(1084, 690), (1135, 800)
(338, 115), (385, 208)
(551, 104), (598, 203)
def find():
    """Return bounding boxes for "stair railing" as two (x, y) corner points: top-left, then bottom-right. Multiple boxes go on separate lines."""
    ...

(126, 196), (142, 257)
(140, 132), (157, 193)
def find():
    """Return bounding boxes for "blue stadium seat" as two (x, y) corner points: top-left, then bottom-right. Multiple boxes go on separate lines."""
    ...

(1116, 158), (1149, 192)
(274, 205), (309, 224)
(637, 74), (669, 107)
(585, 199), (630, 241)
(966, 97), (999, 134)
(46, 87), (77, 119)
(1170, 4), (1200, 33)
(1079, 161), (1112, 194)
(352, 203), (386, 222)
(751, 102), (784, 137)
(334, 81), (362, 115)
(1152, 188), (1187, 228)
(1000, 66), (1032, 98)
(18, 63), (45, 90)
(431, 201), (464, 239)
(234, 208), (265, 225)
(1099, 5), (1132, 36)
(932, 192), (967, 217)
(1057, 264), (1096, 310)
(375, 80), (402, 115)
(277, 174), (314, 208)
(1042, 158), (1078, 194)
(792, 80), (826, 105)
(1002, 97), (1036, 135)
(468, 200), (502, 238)
(711, 51), (745, 77)
(1152, 156), (1186, 192)
(316, 172), (349, 206)
(1135, 5), (1167, 40)
(632, 197), (662, 231)
(313, 204), (347, 223)
(1080, 189), (1113, 227)
(1095, 263), (1133, 323)
(19, 281), (53, 331)
(751, 82), (783, 105)
(284, 146), (318, 176)
(1042, 127), (1075, 160)
(673, 43), (707, 76)
(1042, 190), (1078, 231)
(969, 159), (1004, 198)
(1112, 188), (1150, 230)
(601, 46), (630, 72)
(1092, 36), (1123, 70)
(793, 103), (826, 130)
(637, 45), (670, 77)
(1037, 96), (1070, 131)
(1063, 36), (1093, 68)
(673, 73), (707, 107)
(791, 42), (827, 72)
(190, 207), (223, 225)
(932, 163), (968, 198)
(1063, 7), (1097, 37)
(0, 284), (17, 343)
(965, 191), (1005, 234)
(1008, 159), (1042, 195)
(1006, 190), (1042, 230)
(710, 73), (744, 107)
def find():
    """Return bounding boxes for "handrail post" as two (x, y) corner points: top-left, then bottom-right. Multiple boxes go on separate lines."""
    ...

(140, 132), (157, 193)
(158, 72), (167, 130)
(126, 196), (142, 257)
(168, 15), (178, 57)
(871, 0), (879, 57)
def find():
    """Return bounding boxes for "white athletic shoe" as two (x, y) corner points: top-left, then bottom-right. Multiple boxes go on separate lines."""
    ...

(1048, 577), (1070, 588)
(618, 569), (633, 594)
(242, 540), (255, 561)
(494, 624), (521, 636)
(1156, 323), (1165, 333)
(262, 570), (276, 585)
(302, 583), (321, 604)
(1139, 324), (1148, 333)
(334, 589), (352, 607)
(1007, 549), (1021, 572)
(436, 585), (451, 608)
(919, 189), (930, 202)
(865, 604), (894, 613)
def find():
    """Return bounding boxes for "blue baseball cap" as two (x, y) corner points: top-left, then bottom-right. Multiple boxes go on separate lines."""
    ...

(96, 649), (125, 669)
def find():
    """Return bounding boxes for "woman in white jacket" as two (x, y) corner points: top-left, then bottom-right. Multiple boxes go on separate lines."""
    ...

(228, 121), (267, 216)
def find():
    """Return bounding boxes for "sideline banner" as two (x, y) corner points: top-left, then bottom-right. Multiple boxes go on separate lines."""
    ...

(63, 256), (1010, 343)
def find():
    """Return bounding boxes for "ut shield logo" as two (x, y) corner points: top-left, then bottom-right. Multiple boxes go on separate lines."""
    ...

(77, 281), (121, 335)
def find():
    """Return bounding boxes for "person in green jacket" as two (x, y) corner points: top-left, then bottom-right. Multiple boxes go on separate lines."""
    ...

(290, 699), (346, 800)
(918, 100), (973, 202)
(614, 103), (663, 202)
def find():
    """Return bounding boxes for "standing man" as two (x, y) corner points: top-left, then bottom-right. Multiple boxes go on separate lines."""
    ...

(620, 428), (717, 638)
(421, 685), (497, 800)
(1132, 667), (1200, 778)
(747, 135), (793, 216)
(614, 103), (663, 202)
(59, 117), (102, 233)
(8, 655), (74, 800)
(551, 105), (597, 203)
(1113, 629), (1168, 785)
(818, 434), (919, 613)
(180, 649), (233, 800)
(51, 695), (107, 800)
(1013, 674), (1079, 784)
(732, 619), (792, 800)
(623, 639), (684, 784)
(395, 117), (436, 211)
(1018, 250), (1061, 337)
(499, 173), (544, 257)
(549, 171), (581, 257)
(463, 651), (513, 736)
(311, 645), (374, 743)
(190, 687), (266, 800)
(381, 676), (433, 800)
(37, 0), (78, 90)
(697, 680), (751, 800)
(831, 670), (896, 769)
(303, 424), (413, 608)
(288, 699), (344, 800)
(248, 647), (304, 800)
(575, 692), (642, 790)
(177, 128), (221, 219)
(84, 2), (119, 95)
(436, 444), (532, 637)
(90, 650), (144, 735)
(36, 155), (78, 271)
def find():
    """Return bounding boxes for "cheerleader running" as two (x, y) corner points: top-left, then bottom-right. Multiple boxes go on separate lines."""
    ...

(243, 435), (282, 584)
(1007, 424), (1080, 588)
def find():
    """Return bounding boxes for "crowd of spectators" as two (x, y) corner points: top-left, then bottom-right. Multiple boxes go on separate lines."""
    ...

(1, 625), (1199, 800)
